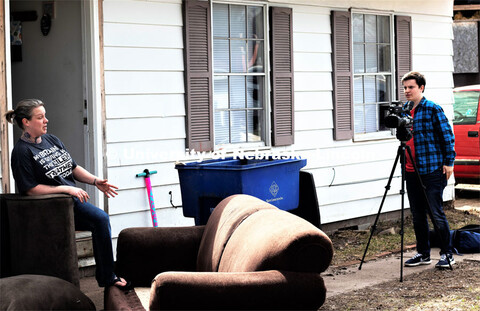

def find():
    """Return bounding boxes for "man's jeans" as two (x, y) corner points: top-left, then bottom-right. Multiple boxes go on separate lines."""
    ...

(73, 197), (116, 287)
(406, 168), (452, 256)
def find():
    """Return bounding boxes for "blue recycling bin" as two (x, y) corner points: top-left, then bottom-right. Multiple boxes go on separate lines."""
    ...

(175, 157), (307, 225)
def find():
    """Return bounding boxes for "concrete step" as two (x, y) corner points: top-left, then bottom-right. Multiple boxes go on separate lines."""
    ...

(76, 231), (95, 278)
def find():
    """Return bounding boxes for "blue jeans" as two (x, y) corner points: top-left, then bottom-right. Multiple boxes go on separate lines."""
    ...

(406, 168), (452, 256)
(73, 198), (116, 287)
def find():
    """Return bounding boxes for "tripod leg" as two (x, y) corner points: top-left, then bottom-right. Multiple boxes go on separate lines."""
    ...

(400, 145), (407, 282)
(359, 148), (401, 270)
(405, 145), (453, 270)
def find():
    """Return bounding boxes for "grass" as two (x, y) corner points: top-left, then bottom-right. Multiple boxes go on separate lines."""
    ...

(330, 207), (480, 266)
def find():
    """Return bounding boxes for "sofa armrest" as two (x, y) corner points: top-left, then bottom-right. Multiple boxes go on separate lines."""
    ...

(115, 226), (205, 287)
(149, 270), (326, 310)
(0, 194), (79, 287)
(104, 286), (144, 311)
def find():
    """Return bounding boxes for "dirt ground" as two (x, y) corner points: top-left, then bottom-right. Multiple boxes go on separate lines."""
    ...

(320, 260), (480, 310)
(319, 188), (480, 311)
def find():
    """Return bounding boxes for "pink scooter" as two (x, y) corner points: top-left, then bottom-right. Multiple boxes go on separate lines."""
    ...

(136, 169), (158, 227)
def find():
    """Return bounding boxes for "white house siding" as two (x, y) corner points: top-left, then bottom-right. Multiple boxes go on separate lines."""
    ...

(289, 2), (455, 224)
(102, 0), (194, 249)
(101, 0), (455, 248)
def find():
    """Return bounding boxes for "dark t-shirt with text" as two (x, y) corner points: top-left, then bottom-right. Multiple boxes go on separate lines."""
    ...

(11, 134), (77, 194)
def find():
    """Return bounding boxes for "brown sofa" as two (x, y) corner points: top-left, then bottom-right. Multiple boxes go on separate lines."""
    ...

(105, 194), (333, 310)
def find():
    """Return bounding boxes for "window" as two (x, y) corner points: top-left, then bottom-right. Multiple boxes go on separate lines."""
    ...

(183, 0), (294, 152)
(352, 13), (392, 134)
(212, 3), (266, 145)
(331, 11), (411, 141)
(453, 90), (479, 125)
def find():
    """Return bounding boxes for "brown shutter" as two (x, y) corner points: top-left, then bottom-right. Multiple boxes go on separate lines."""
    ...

(331, 11), (353, 141)
(270, 7), (294, 146)
(395, 16), (412, 103)
(183, 0), (214, 152)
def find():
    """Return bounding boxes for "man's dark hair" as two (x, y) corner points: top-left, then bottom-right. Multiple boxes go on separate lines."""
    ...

(401, 71), (426, 90)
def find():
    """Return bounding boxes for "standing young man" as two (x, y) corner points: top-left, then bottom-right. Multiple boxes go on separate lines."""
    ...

(402, 72), (456, 269)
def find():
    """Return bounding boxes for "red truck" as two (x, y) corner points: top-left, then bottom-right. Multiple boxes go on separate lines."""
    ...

(453, 85), (480, 183)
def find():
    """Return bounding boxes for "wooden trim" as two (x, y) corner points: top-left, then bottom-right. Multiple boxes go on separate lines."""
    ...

(98, 0), (108, 213)
(454, 4), (480, 11)
(1, 0), (10, 193)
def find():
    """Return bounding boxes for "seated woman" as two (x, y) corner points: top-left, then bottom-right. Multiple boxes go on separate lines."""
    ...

(5, 98), (130, 290)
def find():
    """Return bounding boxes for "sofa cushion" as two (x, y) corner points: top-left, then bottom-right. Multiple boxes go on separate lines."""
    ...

(197, 195), (276, 272)
(0, 274), (95, 310)
(218, 208), (333, 273)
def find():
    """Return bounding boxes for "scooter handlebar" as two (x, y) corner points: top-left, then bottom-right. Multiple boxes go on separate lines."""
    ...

(136, 170), (158, 177)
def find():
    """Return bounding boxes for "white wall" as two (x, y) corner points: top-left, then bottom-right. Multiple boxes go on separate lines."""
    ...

(101, 0), (455, 246)
(290, 4), (455, 224)
(102, 0), (193, 244)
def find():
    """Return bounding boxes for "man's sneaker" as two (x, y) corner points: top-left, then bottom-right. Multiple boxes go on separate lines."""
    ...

(404, 253), (432, 267)
(435, 254), (455, 268)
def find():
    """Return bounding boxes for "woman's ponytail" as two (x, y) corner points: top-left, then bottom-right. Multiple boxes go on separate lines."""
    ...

(5, 110), (16, 124)
(3, 99), (44, 130)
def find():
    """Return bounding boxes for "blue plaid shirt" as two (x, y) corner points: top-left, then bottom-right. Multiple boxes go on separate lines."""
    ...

(405, 97), (456, 175)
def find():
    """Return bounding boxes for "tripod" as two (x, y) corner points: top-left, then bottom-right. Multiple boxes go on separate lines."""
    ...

(358, 139), (453, 282)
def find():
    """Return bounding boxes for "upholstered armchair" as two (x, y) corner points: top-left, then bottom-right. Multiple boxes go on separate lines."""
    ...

(0, 194), (95, 310)
(106, 194), (334, 310)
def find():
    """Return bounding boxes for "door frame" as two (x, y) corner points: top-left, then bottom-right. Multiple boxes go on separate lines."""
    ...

(1, 0), (12, 193)
(80, 0), (107, 211)
(1, 0), (106, 212)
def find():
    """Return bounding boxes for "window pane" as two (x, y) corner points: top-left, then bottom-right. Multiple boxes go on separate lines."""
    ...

(377, 15), (390, 43)
(248, 6), (264, 39)
(231, 111), (247, 143)
(230, 5), (246, 38)
(213, 3), (266, 145)
(213, 4), (228, 38)
(248, 41), (264, 72)
(365, 44), (377, 72)
(247, 76), (263, 108)
(378, 45), (391, 72)
(453, 91), (480, 125)
(354, 105), (365, 133)
(365, 104), (377, 132)
(230, 76), (246, 109)
(364, 76), (376, 103)
(365, 15), (376, 43)
(352, 13), (393, 135)
(215, 111), (230, 144)
(353, 14), (364, 42)
(214, 76), (229, 109)
(376, 75), (391, 102)
(354, 76), (364, 104)
(247, 110), (262, 142)
(231, 40), (247, 73)
(354, 44), (365, 73)
(214, 39), (229, 73)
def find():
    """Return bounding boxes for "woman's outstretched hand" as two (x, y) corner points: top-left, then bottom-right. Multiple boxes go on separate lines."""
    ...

(95, 179), (119, 198)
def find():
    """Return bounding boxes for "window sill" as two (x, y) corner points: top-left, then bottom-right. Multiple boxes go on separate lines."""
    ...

(353, 131), (396, 142)
(215, 142), (267, 153)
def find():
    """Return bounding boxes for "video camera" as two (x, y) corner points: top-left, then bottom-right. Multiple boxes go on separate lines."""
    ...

(384, 101), (413, 141)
